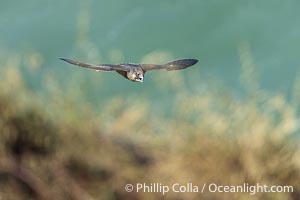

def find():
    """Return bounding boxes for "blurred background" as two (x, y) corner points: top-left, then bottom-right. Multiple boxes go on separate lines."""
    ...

(0, 0), (300, 199)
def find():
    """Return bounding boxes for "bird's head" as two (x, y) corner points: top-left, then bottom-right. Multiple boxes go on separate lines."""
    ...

(130, 67), (144, 82)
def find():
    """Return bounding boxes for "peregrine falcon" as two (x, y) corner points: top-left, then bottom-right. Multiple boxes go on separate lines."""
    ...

(59, 57), (198, 82)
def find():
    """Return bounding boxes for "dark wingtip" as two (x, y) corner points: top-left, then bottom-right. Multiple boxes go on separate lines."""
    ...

(164, 58), (199, 70)
(187, 58), (199, 66)
(59, 57), (68, 62)
(59, 57), (76, 65)
(171, 58), (199, 67)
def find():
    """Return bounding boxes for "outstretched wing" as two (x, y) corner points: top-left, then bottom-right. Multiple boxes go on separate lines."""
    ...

(59, 58), (130, 72)
(141, 59), (198, 72)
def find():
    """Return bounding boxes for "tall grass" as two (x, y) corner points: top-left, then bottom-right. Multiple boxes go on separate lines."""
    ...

(0, 45), (299, 200)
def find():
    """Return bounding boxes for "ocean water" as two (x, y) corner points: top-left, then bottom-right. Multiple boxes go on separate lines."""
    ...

(1, 0), (300, 102)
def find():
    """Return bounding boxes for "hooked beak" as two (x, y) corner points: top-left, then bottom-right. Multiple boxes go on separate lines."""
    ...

(137, 77), (143, 82)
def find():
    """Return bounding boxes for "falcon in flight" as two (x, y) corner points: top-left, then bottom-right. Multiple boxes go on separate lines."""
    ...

(59, 57), (198, 82)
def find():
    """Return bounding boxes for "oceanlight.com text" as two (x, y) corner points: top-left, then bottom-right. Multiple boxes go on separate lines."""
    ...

(124, 182), (294, 195)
